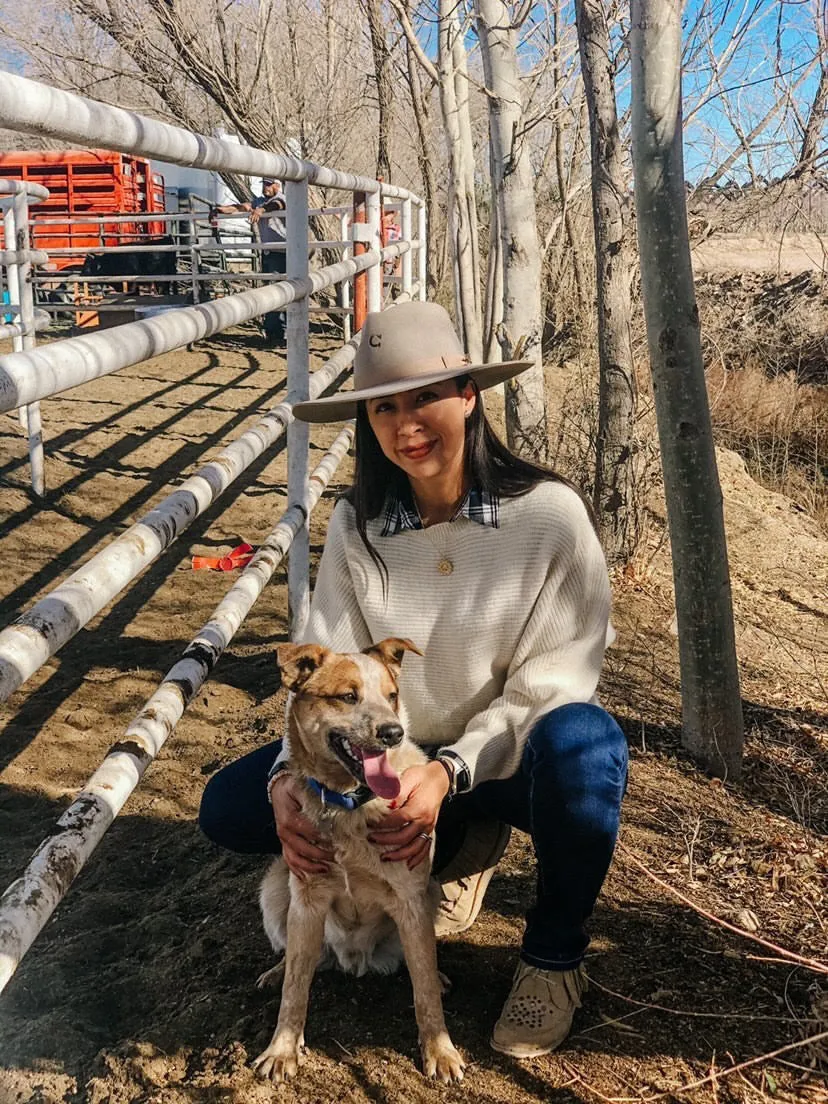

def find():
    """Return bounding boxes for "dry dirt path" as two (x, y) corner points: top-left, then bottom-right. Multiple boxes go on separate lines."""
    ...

(0, 329), (825, 1103)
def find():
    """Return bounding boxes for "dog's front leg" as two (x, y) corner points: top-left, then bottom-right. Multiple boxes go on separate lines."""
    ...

(392, 900), (465, 1083)
(252, 887), (329, 1083)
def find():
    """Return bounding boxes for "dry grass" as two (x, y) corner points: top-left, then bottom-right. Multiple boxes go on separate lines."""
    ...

(706, 360), (828, 528)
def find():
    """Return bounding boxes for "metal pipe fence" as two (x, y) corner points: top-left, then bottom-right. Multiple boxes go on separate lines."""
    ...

(0, 424), (355, 994)
(0, 69), (429, 995)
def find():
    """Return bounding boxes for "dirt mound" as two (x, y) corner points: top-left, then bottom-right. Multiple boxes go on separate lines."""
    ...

(0, 339), (826, 1103)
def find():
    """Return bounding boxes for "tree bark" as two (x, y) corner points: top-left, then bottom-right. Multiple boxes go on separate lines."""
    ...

(575, 0), (638, 566)
(476, 0), (548, 462)
(630, 0), (744, 779)
(438, 0), (484, 361)
(404, 32), (440, 292)
(362, 0), (393, 181)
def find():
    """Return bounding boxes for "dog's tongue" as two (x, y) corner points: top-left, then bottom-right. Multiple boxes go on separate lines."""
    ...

(359, 750), (401, 800)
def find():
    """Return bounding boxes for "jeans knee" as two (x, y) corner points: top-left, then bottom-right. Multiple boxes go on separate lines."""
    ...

(529, 702), (628, 781)
(198, 770), (230, 847)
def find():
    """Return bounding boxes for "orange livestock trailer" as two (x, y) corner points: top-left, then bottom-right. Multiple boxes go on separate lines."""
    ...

(0, 150), (166, 270)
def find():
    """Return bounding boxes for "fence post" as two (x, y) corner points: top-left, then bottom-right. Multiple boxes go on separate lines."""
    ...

(340, 212), (352, 342)
(286, 176), (311, 641)
(401, 197), (413, 299)
(417, 201), (427, 301)
(4, 190), (44, 496)
(366, 190), (382, 314)
(352, 191), (367, 331)
(187, 212), (200, 305)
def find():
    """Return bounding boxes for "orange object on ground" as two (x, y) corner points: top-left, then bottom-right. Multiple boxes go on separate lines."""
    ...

(191, 543), (256, 572)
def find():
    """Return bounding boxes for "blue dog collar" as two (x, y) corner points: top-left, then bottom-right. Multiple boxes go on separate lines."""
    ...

(306, 777), (374, 811)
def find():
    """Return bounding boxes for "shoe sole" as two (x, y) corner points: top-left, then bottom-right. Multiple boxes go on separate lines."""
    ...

(489, 1035), (564, 1058)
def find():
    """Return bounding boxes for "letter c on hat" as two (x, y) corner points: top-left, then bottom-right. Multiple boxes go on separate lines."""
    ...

(369, 334), (382, 347)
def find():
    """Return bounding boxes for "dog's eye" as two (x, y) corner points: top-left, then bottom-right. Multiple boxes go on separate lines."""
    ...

(338, 691), (358, 704)
(388, 691), (398, 706)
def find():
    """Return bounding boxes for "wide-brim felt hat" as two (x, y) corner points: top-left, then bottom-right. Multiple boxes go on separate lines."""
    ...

(292, 301), (533, 423)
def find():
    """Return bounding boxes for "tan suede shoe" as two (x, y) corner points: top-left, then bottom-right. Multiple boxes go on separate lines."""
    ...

(490, 962), (586, 1057)
(434, 820), (511, 937)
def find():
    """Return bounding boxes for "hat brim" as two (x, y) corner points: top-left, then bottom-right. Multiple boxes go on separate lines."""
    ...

(293, 359), (535, 424)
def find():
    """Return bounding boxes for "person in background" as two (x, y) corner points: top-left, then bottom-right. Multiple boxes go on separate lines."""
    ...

(213, 178), (287, 347)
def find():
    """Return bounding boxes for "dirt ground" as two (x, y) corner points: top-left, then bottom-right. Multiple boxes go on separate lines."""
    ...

(0, 313), (826, 1104)
(692, 232), (828, 275)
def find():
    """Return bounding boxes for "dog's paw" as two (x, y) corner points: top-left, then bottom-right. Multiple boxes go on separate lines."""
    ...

(252, 1036), (305, 1082)
(422, 1032), (465, 1083)
(255, 958), (286, 990)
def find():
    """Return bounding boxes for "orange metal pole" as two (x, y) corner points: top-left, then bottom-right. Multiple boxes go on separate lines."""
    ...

(353, 190), (367, 332)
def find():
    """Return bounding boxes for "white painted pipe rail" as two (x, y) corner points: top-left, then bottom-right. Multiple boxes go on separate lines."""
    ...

(0, 250), (377, 413)
(0, 72), (416, 202)
(0, 337), (360, 704)
(0, 425), (354, 994)
(0, 180), (49, 201)
(0, 311), (49, 340)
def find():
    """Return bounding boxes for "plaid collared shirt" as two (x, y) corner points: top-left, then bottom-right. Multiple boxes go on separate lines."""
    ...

(379, 485), (500, 537)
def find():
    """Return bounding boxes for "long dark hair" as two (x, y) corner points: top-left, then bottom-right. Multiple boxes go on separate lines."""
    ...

(343, 376), (592, 588)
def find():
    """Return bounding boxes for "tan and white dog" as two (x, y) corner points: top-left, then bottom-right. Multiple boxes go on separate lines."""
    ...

(253, 638), (465, 1084)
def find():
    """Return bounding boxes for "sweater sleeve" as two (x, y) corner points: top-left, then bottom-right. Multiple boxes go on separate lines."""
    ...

(439, 497), (612, 788)
(301, 500), (373, 653)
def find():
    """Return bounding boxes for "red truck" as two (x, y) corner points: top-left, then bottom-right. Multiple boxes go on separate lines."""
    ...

(0, 149), (166, 270)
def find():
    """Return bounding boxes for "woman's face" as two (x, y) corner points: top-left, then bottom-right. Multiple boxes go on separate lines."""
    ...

(366, 379), (476, 492)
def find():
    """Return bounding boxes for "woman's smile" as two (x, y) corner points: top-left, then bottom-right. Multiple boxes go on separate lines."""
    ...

(399, 439), (437, 461)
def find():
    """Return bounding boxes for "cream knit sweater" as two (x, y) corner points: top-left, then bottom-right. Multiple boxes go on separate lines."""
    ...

(291, 479), (612, 789)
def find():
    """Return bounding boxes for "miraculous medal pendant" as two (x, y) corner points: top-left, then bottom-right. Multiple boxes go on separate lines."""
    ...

(438, 558), (454, 576)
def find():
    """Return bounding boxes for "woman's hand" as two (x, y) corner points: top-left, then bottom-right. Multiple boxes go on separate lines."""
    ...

(368, 761), (450, 870)
(270, 774), (333, 877)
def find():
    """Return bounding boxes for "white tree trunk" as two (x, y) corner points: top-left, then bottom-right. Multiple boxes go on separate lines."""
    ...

(476, 0), (548, 461)
(438, 0), (484, 361)
(575, 0), (638, 566)
(630, 0), (744, 779)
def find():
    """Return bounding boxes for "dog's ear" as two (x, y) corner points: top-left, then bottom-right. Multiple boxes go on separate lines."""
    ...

(276, 643), (329, 691)
(364, 637), (423, 680)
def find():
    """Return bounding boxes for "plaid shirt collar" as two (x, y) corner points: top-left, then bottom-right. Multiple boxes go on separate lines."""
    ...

(380, 484), (500, 537)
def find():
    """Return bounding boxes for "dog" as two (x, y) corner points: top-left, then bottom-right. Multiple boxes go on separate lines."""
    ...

(252, 638), (465, 1085)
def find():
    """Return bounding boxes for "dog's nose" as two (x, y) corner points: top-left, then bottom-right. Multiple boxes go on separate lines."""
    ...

(376, 722), (404, 747)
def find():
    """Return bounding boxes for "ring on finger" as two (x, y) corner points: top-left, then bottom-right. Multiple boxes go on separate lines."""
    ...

(418, 831), (432, 843)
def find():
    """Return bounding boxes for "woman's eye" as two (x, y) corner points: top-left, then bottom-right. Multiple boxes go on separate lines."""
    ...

(338, 691), (358, 704)
(373, 401), (393, 414)
(416, 390), (438, 404)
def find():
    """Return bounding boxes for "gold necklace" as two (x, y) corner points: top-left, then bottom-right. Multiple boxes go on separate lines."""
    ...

(413, 491), (466, 576)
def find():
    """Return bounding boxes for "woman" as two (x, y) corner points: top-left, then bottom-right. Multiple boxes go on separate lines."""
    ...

(199, 301), (628, 1058)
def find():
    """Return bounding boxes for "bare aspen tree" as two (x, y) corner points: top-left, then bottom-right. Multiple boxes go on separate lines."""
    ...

(438, 0), (484, 361)
(390, 0), (483, 346)
(575, 0), (638, 565)
(361, 0), (394, 180)
(795, 0), (828, 177)
(475, 0), (548, 462)
(630, 0), (744, 778)
(402, 28), (441, 291)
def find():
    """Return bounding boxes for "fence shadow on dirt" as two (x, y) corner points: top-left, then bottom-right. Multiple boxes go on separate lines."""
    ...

(0, 783), (811, 1100)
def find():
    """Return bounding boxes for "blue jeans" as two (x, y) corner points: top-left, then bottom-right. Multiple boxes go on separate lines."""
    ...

(199, 702), (628, 971)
